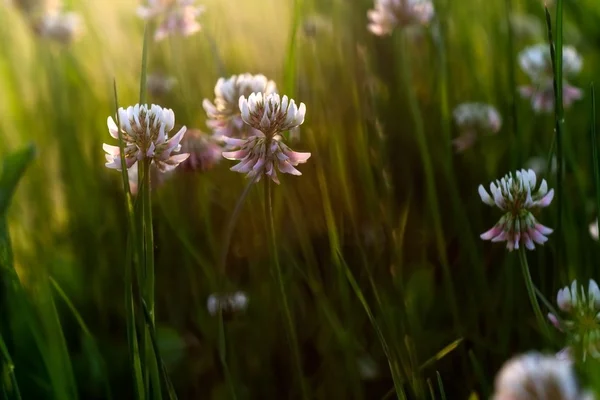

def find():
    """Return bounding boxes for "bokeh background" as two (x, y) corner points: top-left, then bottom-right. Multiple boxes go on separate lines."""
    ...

(2, 0), (600, 398)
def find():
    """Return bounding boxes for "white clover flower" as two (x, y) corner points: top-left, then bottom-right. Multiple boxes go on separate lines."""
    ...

(492, 352), (587, 400)
(206, 291), (248, 317)
(35, 10), (82, 44)
(589, 219), (598, 241)
(548, 279), (600, 361)
(452, 103), (502, 153)
(203, 74), (277, 140)
(518, 44), (583, 113)
(479, 169), (554, 251)
(178, 129), (222, 172)
(103, 104), (189, 172)
(367, 0), (434, 36)
(138, 0), (204, 42)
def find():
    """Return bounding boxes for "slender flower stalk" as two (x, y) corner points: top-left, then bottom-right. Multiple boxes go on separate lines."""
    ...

(518, 248), (549, 336)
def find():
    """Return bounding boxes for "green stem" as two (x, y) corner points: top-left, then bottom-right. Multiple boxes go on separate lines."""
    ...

(518, 248), (549, 337)
(142, 158), (154, 323)
(264, 178), (309, 400)
(395, 31), (461, 334)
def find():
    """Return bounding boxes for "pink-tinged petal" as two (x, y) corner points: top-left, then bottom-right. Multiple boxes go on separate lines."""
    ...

(480, 225), (503, 240)
(164, 153), (190, 165)
(547, 313), (562, 331)
(506, 239), (515, 252)
(514, 232), (521, 250)
(522, 232), (535, 250)
(529, 228), (548, 244)
(518, 86), (535, 98)
(164, 126), (187, 154)
(222, 150), (249, 160)
(147, 142), (156, 158)
(231, 158), (256, 173)
(452, 132), (476, 153)
(107, 117), (120, 139)
(534, 223), (553, 235)
(286, 150), (311, 164)
(252, 158), (266, 172)
(223, 137), (247, 147)
(278, 160), (302, 175)
(491, 231), (508, 242)
(536, 189), (554, 207)
(103, 143), (121, 155)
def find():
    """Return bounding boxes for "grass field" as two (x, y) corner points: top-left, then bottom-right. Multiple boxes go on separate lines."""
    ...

(2, 0), (600, 398)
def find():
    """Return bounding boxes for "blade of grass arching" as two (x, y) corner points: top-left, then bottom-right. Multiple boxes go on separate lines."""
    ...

(436, 372), (447, 400)
(590, 84), (600, 244)
(0, 334), (21, 400)
(141, 301), (178, 400)
(545, 6), (564, 268)
(113, 81), (145, 400)
(282, 0), (303, 95)
(336, 251), (406, 400)
(468, 350), (490, 399)
(48, 277), (112, 399)
(393, 31), (461, 335)
(419, 338), (464, 371)
(0, 144), (36, 216)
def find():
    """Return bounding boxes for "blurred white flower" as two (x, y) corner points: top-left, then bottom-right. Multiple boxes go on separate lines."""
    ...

(590, 219), (598, 241)
(35, 10), (82, 44)
(138, 0), (204, 41)
(104, 104), (189, 172)
(518, 44), (583, 113)
(492, 352), (589, 400)
(452, 102), (502, 152)
(367, 0), (434, 36)
(203, 74), (277, 140)
(206, 291), (248, 317)
(509, 13), (543, 40)
(548, 279), (600, 361)
(178, 128), (222, 172)
(524, 156), (557, 177)
(147, 73), (177, 97)
(479, 169), (554, 251)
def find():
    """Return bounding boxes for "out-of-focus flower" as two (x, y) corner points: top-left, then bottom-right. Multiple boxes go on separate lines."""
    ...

(548, 279), (600, 361)
(137, 0), (204, 42)
(147, 73), (177, 97)
(7, 0), (60, 17)
(479, 169), (554, 251)
(524, 155), (557, 178)
(492, 352), (590, 400)
(34, 10), (82, 44)
(206, 291), (248, 317)
(356, 355), (379, 380)
(452, 103), (502, 152)
(103, 104), (189, 172)
(589, 219), (598, 241)
(222, 93), (310, 184)
(509, 13), (543, 40)
(301, 14), (334, 39)
(518, 44), (583, 113)
(178, 129), (222, 172)
(203, 74), (277, 140)
(367, 0), (434, 36)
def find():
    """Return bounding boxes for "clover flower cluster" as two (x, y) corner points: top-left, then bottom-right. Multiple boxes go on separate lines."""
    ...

(478, 169), (554, 251)
(367, 0), (434, 36)
(137, 0), (204, 41)
(452, 102), (502, 152)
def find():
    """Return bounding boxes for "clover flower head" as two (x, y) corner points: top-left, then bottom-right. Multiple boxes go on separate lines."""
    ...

(103, 104), (189, 173)
(548, 279), (600, 361)
(479, 169), (554, 251)
(492, 352), (587, 400)
(367, 0), (434, 36)
(178, 129), (222, 172)
(35, 10), (82, 44)
(452, 102), (502, 152)
(518, 44), (583, 113)
(239, 92), (306, 136)
(203, 74), (277, 140)
(206, 291), (248, 317)
(138, 0), (204, 41)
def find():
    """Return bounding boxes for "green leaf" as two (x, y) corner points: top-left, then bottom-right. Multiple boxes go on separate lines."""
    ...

(0, 144), (36, 216)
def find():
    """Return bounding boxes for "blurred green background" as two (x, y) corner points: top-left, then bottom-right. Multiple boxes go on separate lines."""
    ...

(3, 0), (600, 398)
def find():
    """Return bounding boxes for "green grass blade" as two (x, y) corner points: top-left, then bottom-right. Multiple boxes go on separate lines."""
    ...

(427, 378), (436, 400)
(282, 0), (302, 95)
(141, 301), (178, 400)
(590, 84), (600, 243)
(436, 371), (447, 400)
(139, 24), (149, 105)
(419, 338), (464, 371)
(468, 350), (490, 399)
(0, 334), (21, 400)
(0, 144), (36, 216)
